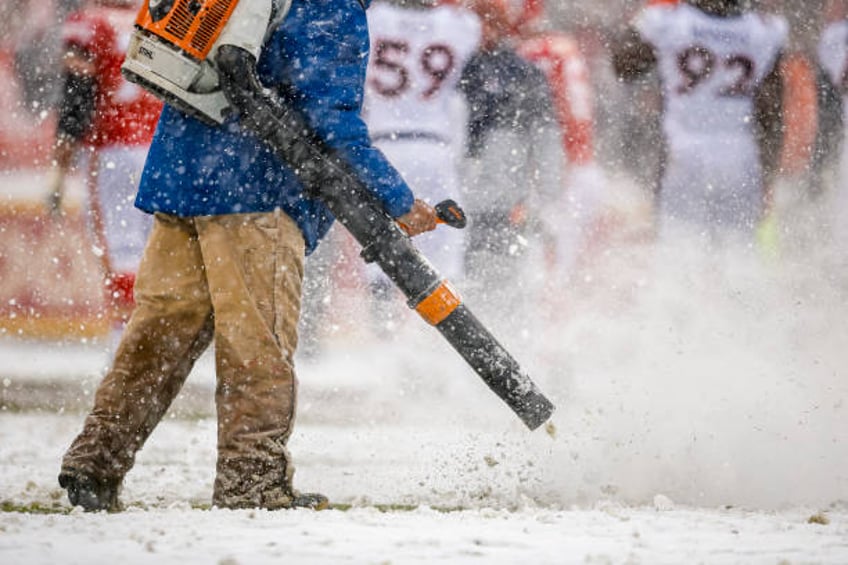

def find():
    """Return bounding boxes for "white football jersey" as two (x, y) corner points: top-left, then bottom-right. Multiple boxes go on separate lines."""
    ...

(363, 2), (481, 145)
(635, 2), (788, 234)
(636, 2), (787, 144)
(818, 20), (848, 244)
(819, 21), (848, 108)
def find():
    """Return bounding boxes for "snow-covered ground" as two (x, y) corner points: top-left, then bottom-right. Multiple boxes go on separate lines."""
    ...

(2, 170), (848, 562)
(2, 411), (847, 565)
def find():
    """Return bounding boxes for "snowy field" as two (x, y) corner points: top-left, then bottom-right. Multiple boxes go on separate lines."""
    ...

(2, 170), (848, 563)
(2, 409), (847, 564)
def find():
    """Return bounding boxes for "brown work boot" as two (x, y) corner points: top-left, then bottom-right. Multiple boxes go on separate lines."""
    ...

(214, 486), (329, 511)
(213, 457), (328, 510)
(58, 470), (121, 512)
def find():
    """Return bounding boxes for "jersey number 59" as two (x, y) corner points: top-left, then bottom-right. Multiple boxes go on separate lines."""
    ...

(369, 39), (456, 99)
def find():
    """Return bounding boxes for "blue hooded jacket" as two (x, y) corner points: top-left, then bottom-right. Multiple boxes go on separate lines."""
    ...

(134, 0), (413, 254)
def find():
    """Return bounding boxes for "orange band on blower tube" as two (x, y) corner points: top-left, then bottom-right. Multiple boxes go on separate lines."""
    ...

(414, 281), (462, 326)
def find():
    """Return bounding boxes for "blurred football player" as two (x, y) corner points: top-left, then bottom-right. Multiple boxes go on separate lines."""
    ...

(506, 0), (608, 280)
(613, 0), (787, 244)
(48, 0), (162, 344)
(363, 0), (481, 284)
(458, 0), (564, 319)
(819, 0), (848, 247)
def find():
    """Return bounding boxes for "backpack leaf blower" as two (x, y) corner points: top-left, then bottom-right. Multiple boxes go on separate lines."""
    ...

(121, 0), (555, 430)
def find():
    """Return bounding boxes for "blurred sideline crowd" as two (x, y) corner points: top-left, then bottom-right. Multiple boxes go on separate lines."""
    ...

(0, 0), (847, 351)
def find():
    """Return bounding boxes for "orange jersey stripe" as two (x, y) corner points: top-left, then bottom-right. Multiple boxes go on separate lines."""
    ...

(518, 33), (595, 165)
(779, 53), (818, 175)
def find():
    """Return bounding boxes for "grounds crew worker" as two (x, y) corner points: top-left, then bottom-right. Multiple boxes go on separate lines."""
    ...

(59, 0), (438, 512)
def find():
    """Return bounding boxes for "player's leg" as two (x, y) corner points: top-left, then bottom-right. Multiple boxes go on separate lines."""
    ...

(837, 154), (848, 247)
(380, 141), (466, 281)
(657, 139), (717, 241)
(90, 145), (153, 344)
(460, 129), (535, 320)
(364, 140), (466, 337)
(301, 225), (371, 349)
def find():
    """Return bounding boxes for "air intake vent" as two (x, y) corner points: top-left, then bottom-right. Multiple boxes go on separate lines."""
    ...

(164, 0), (196, 40)
(191, 0), (236, 54)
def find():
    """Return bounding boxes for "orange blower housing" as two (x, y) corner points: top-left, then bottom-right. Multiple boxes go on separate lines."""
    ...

(136, 0), (240, 61)
(121, 0), (286, 123)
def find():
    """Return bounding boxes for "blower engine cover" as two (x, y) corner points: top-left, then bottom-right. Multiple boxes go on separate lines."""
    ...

(122, 0), (290, 124)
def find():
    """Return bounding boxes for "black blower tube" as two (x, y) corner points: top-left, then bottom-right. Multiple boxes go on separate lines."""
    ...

(215, 45), (555, 430)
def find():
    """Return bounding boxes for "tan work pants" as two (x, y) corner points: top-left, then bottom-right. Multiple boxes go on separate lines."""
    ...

(62, 210), (306, 508)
